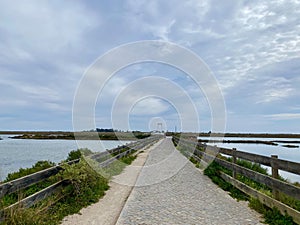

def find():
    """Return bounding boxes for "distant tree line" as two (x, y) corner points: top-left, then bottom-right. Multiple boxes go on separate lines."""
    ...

(96, 128), (115, 132)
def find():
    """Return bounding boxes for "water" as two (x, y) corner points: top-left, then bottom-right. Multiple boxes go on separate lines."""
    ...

(0, 135), (131, 181)
(198, 137), (300, 182)
(1, 135), (300, 182)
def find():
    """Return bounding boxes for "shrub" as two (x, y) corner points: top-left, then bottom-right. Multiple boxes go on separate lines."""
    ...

(204, 162), (248, 200)
(4, 161), (55, 182)
(249, 198), (296, 225)
(66, 150), (82, 162)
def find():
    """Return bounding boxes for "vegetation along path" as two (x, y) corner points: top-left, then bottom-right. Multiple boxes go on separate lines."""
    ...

(61, 139), (164, 225)
(116, 137), (263, 225)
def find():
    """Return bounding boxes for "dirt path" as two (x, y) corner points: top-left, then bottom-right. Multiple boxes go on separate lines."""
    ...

(61, 140), (163, 225)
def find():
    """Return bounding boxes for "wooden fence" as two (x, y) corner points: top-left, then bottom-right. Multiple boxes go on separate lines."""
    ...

(88, 135), (161, 167)
(0, 135), (162, 219)
(173, 136), (300, 224)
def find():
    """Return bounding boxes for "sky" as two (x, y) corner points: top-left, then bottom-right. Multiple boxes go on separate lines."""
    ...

(0, 0), (299, 133)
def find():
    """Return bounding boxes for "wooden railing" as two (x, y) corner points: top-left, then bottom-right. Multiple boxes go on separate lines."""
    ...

(173, 136), (300, 224)
(88, 135), (162, 167)
(0, 159), (79, 199)
(0, 135), (162, 219)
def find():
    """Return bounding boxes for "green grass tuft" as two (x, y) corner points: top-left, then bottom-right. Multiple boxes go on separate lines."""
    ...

(204, 162), (249, 201)
(1, 148), (138, 225)
(249, 198), (296, 225)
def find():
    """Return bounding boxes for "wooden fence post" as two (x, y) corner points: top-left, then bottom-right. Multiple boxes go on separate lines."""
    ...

(232, 148), (237, 179)
(271, 155), (279, 200)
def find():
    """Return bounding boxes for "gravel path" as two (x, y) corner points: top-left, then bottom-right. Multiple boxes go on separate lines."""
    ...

(116, 137), (264, 225)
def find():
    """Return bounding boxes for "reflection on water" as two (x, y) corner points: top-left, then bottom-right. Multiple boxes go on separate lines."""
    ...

(0, 135), (130, 181)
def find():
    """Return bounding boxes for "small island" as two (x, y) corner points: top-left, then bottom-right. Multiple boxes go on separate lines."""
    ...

(282, 144), (299, 148)
(6, 130), (151, 140)
(197, 138), (279, 146)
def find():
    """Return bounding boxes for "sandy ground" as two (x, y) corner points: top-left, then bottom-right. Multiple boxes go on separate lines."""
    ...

(60, 140), (162, 225)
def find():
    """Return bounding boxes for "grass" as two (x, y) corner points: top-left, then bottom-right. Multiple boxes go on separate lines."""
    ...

(173, 137), (299, 225)
(87, 154), (137, 179)
(204, 161), (249, 200)
(222, 156), (300, 212)
(0, 161), (59, 209)
(3, 161), (56, 182)
(249, 198), (296, 225)
(1, 148), (138, 225)
(0, 149), (94, 209)
(1, 157), (109, 225)
(202, 161), (298, 224)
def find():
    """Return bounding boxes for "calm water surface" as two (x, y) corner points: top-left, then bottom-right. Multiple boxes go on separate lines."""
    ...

(1, 135), (300, 182)
(0, 135), (130, 181)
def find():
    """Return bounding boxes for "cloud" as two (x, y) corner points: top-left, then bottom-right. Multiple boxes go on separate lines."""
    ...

(123, 0), (300, 99)
(0, 0), (299, 132)
(0, 0), (99, 53)
(124, 0), (212, 41)
(265, 113), (300, 120)
(131, 98), (170, 115)
(256, 77), (295, 103)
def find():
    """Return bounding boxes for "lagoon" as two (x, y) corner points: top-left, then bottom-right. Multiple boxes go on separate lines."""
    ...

(1, 134), (300, 182)
(0, 135), (130, 181)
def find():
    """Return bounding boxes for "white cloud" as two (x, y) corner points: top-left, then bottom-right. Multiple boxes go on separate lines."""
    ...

(265, 113), (300, 120)
(256, 77), (296, 103)
(258, 88), (294, 103)
(0, 0), (99, 54)
(123, 0), (300, 97)
(0, 99), (28, 108)
(0, 0), (299, 132)
(131, 98), (170, 115)
(125, 0), (213, 41)
(289, 106), (300, 111)
(0, 77), (59, 101)
(101, 76), (129, 97)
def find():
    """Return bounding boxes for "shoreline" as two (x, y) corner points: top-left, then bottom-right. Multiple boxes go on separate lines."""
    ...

(1, 131), (151, 140)
(1, 131), (300, 140)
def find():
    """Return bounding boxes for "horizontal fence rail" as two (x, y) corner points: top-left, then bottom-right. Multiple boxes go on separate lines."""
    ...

(173, 136), (300, 224)
(88, 135), (162, 167)
(173, 136), (300, 177)
(206, 145), (300, 176)
(219, 172), (300, 223)
(0, 135), (162, 220)
(5, 180), (70, 210)
(0, 159), (79, 198)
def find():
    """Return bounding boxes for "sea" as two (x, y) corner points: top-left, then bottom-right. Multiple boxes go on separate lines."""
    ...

(0, 135), (130, 181)
(1, 135), (300, 182)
